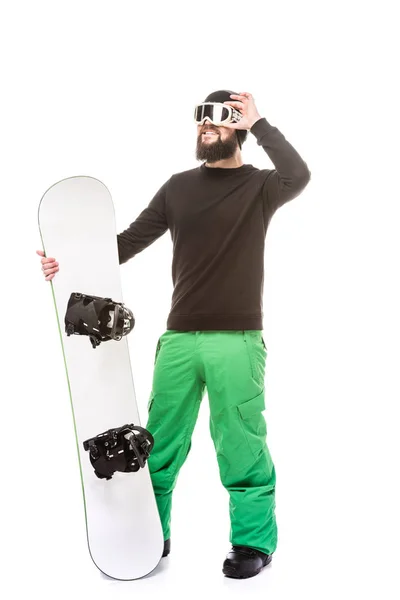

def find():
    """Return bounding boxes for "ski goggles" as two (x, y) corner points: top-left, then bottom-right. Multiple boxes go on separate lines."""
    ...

(194, 102), (243, 126)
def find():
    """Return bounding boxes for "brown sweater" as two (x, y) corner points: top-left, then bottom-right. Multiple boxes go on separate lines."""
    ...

(117, 117), (311, 331)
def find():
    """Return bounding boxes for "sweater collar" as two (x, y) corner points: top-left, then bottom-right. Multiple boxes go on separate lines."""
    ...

(200, 162), (251, 174)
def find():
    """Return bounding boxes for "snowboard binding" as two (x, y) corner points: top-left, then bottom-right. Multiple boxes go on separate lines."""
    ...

(65, 292), (135, 349)
(83, 424), (154, 480)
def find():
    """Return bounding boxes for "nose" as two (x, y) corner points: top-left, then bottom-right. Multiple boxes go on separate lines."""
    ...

(204, 117), (219, 125)
(201, 119), (218, 129)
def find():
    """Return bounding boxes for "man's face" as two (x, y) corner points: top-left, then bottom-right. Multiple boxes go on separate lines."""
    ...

(195, 118), (239, 163)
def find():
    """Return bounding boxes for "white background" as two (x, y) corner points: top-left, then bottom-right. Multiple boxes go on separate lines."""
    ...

(1, 1), (399, 598)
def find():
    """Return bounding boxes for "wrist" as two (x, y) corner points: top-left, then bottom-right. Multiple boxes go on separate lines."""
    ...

(249, 115), (263, 129)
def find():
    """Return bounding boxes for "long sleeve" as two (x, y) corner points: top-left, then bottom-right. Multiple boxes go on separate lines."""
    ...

(250, 117), (311, 215)
(117, 178), (170, 265)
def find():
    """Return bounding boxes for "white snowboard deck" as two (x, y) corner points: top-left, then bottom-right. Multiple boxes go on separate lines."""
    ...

(38, 176), (164, 580)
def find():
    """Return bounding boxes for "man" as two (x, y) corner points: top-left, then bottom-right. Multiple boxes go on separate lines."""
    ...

(37, 89), (311, 579)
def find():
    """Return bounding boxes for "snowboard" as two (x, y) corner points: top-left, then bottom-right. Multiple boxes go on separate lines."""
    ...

(38, 176), (164, 580)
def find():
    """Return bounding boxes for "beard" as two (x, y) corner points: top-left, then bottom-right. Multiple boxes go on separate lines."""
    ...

(195, 129), (238, 163)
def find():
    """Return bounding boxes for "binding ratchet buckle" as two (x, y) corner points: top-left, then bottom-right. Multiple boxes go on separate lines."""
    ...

(83, 424), (155, 480)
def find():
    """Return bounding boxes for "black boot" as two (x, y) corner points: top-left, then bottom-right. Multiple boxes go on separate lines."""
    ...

(162, 538), (171, 557)
(222, 545), (272, 579)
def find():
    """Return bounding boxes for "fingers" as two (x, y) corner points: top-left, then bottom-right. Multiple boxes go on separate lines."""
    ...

(43, 264), (59, 274)
(42, 268), (59, 282)
(37, 250), (56, 264)
(43, 267), (58, 280)
(230, 93), (252, 101)
(38, 250), (59, 281)
(225, 100), (245, 109)
(42, 262), (59, 276)
(41, 257), (57, 265)
(37, 249), (59, 281)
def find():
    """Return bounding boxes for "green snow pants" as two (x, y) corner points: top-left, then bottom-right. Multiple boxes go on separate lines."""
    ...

(145, 330), (277, 555)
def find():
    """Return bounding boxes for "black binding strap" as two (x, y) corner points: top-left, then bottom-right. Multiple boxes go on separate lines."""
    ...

(65, 292), (135, 348)
(83, 424), (154, 480)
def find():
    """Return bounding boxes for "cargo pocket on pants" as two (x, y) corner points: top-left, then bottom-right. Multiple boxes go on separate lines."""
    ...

(237, 391), (267, 463)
